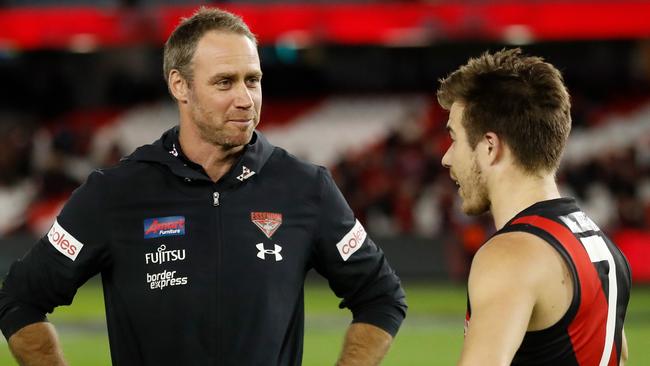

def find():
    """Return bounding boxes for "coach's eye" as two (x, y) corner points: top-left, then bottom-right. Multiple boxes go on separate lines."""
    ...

(216, 79), (232, 89)
(246, 77), (261, 88)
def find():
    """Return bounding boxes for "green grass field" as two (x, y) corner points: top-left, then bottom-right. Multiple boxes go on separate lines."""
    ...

(1, 280), (649, 365)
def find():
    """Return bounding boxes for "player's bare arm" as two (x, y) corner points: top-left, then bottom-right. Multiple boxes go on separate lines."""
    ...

(336, 323), (393, 366)
(8, 322), (67, 366)
(458, 231), (573, 366)
(621, 328), (628, 366)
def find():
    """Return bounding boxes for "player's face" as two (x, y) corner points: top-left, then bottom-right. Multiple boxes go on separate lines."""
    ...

(441, 102), (490, 215)
(187, 31), (262, 148)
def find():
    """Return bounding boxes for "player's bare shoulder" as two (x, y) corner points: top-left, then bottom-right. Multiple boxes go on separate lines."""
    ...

(472, 231), (573, 330)
(472, 231), (556, 279)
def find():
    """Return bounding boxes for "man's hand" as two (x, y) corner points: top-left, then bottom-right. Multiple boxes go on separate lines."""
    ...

(336, 322), (393, 366)
(8, 322), (67, 366)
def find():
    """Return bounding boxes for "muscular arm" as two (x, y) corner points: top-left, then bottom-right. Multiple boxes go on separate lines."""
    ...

(336, 323), (393, 366)
(458, 232), (561, 366)
(8, 322), (67, 366)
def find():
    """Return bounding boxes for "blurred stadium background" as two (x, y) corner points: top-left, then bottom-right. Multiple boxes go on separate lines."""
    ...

(1, 1), (649, 365)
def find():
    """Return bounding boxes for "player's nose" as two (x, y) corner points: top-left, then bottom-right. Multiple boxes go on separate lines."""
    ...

(441, 149), (451, 169)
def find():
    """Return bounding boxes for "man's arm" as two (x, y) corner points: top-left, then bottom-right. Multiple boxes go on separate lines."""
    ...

(458, 232), (556, 366)
(0, 170), (110, 364)
(311, 167), (406, 363)
(337, 323), (393, 366)
(620, 328), (628, 366)
(8, 322), (67, 366)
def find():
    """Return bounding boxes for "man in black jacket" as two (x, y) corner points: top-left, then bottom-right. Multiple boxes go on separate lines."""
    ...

(0, 7), (407, 366)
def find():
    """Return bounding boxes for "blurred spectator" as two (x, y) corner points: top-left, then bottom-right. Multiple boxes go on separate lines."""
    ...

(0, 113), (35, 237)
(25, 127), (87, 236)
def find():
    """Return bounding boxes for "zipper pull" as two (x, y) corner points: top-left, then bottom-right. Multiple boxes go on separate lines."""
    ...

(213, 192), (220, 206)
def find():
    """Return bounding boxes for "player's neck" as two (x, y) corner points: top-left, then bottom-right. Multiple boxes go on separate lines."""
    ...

(178, 123), (244, 183)
(489, 169), (561, 230)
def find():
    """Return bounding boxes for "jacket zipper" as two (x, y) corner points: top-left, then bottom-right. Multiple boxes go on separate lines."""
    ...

(212, 188), (222, 363)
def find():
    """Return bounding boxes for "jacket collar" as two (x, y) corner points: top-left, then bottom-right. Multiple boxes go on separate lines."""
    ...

(124, 126), (275, 187)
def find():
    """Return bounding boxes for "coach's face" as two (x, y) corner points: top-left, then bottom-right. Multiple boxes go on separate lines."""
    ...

(185, 30), (262, 148)
(441, 102), (490, 216)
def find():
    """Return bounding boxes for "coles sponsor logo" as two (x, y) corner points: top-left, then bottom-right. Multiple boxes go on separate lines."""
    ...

(143, 216), (185, 239)
(47, 220), (84, 261)
(251, 212), (282, 239)
(335, 219), (367, 261)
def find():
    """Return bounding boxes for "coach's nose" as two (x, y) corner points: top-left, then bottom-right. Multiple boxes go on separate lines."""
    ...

(233, 82), (254, 110)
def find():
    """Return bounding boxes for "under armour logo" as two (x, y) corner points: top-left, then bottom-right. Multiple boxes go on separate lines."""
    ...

(237, 166), (256, 181)
(256, 243), (283, 261)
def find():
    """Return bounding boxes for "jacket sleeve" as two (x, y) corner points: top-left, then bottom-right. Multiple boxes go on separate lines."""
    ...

(311, 167), (407, 337)
(0, 170), (111, 340)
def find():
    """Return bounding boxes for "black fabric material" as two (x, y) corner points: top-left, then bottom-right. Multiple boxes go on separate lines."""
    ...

(0, 127), (406, 365)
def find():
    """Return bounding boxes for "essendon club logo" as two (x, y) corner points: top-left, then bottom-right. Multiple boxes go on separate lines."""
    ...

(251, 212), (282, 239)
(144, 216), (185, 239)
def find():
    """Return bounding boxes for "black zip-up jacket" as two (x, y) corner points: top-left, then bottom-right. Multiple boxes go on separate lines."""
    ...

(0, 127), (407, 365)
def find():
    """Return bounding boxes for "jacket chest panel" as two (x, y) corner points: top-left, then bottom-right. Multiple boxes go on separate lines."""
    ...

(107, 194), (214, 298)
(105, 184), (317, 295)
(217, 188), (318, 289)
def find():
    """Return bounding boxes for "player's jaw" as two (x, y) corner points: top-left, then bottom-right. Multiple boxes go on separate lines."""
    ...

(453, 160), (490, 216)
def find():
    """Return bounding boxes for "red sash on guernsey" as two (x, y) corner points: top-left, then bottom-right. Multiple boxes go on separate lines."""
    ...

(464, 198), (631, 366)
(512, 215), (615, 366)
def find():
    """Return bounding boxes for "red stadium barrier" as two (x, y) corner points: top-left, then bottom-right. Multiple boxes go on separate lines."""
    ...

(615, 229), (650, 283)
(1, 2), (650, 50)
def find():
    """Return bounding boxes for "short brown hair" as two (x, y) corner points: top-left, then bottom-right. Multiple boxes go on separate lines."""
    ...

(163, 6), (257, 85)
(437, 48), (571, 173)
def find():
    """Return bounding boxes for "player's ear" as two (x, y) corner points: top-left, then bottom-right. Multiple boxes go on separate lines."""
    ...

(169, 69), (190, 104)
(483, 132), (502, 165)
